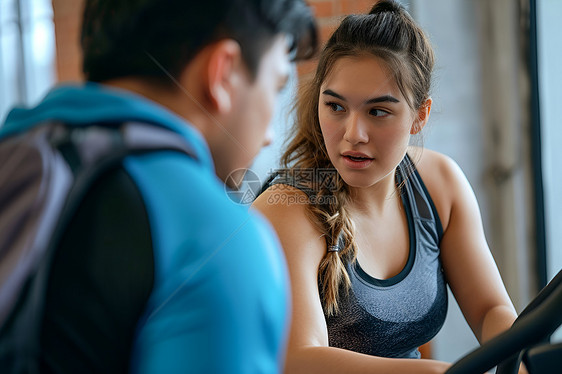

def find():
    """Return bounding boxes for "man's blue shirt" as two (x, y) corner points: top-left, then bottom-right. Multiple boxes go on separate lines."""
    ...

(1, 83), (290, 373)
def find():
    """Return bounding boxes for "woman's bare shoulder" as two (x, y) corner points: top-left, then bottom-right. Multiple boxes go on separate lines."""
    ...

(408, 146), (460, 177)
(252, 185), (326, 263)
(407, 146), (471, 230)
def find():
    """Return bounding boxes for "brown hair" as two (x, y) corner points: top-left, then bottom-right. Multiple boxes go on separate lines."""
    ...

(281, 0), (435, 315)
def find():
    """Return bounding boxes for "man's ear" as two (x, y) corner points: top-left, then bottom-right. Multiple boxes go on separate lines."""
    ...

(411, 97), (432, 135)
(205, 39), (243, 114)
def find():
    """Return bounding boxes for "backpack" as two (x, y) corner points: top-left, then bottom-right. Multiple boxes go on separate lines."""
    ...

(0, 120), (196, 372)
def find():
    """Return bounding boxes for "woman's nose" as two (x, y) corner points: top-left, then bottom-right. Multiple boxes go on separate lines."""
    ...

(343, 113), (369, 145)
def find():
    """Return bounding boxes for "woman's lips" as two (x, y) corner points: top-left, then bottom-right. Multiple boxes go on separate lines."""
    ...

(341, 152), (374, 169)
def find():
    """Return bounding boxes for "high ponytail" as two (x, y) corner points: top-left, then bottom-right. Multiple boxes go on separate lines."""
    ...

(369, 0), (404, 14)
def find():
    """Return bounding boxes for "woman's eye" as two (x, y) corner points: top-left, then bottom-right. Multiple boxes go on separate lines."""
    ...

(326, 102), (345, 112)
(369, 108), (390, 117)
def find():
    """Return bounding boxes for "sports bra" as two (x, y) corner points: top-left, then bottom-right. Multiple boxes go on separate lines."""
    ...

(269, 154), (448, 358)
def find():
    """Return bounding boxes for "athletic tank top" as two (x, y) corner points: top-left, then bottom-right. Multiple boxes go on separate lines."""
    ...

(268, 154), (448, 359)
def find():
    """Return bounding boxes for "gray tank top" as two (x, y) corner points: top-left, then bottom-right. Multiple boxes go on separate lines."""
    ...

(268, 155), (448, 359)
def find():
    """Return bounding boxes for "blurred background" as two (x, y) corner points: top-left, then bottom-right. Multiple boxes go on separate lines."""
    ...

(1, 0), (560, 364)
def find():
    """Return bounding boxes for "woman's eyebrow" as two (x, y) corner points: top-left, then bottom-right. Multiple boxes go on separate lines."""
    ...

(322, 89), (400, 104)
(365, 95), (400, 104)
(322, 89), (346, 101)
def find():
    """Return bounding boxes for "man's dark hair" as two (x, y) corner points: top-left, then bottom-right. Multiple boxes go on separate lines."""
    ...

(81, 0), (318, 83)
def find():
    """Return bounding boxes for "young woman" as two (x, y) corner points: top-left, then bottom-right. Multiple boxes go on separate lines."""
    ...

(253, 1), (522, 373)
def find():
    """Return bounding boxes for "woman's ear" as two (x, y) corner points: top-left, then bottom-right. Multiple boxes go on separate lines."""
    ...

(205, 39), (243, 114)
(410, 97), (432, 135)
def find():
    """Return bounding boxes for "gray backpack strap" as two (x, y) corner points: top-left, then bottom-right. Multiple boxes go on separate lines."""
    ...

(0, 123), (73, 327)
(0, 121), (196, 372)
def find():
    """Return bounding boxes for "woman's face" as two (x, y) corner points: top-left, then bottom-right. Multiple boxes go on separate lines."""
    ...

(318, 55), (418, 189)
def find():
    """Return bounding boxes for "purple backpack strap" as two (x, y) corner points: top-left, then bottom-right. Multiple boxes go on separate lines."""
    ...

(0, 121), (195, 372)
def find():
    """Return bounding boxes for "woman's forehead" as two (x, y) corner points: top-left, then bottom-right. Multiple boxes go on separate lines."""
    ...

(320, 56), (402, 100)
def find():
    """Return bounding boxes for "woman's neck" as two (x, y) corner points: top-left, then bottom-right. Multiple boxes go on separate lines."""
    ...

(348, 173), (401, 217)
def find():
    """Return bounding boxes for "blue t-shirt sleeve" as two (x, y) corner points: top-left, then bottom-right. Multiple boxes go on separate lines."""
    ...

(125, 153), (290, 374)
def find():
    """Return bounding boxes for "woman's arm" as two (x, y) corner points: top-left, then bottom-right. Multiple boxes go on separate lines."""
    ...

(414, 148), (518, 344)
(252, 185), (450, 374)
